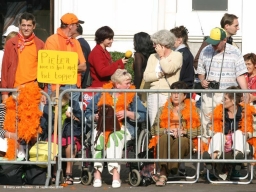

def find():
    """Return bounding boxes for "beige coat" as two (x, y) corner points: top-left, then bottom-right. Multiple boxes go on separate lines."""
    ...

(143, 51), (182, 95)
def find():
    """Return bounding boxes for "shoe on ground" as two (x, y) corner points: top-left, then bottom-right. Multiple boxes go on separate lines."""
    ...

(178, 169), (187, 176)
(112, 180), (121, 188)
(235, 152), (244, 170)
(93, 179), (102, 188)
(218, 173), (227, 181)
(202, 151), (212, 170)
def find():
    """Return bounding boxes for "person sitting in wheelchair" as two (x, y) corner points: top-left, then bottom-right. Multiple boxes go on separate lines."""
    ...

(203, 86), (254, 180)
(85, 69), (146, 188)
(149, 81), (201, 186)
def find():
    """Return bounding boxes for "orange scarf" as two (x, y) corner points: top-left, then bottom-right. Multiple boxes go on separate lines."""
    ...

(17, 32), (35, 52)
(3, 83), (43, 160)
(97, 81), (135, 145)
(212, 103), (254, 133)
(149, 99), (201, 151)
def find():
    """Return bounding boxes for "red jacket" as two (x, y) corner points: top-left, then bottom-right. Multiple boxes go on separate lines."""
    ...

(1, 35), (44, 95)
(88, 44), (124, 87)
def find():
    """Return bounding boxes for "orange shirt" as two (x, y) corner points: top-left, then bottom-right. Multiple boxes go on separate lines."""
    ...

(44, 28), (86, 91)
(14, 40), (37, 87)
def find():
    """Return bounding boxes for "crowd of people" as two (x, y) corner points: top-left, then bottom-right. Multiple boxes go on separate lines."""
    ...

(0, 11), (256, 188)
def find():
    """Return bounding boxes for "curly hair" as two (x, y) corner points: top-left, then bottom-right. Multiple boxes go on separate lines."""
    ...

(151, 29), (176, 49)
(170, 25), (189, 49)
(134, 32), (155, 59)
(111, 69), (132, 84)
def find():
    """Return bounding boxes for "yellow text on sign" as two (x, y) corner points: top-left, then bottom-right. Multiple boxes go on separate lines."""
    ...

(37, 50), (78, 84)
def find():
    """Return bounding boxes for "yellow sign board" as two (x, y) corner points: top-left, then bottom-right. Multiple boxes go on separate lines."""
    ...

(37, 50), (78, 84)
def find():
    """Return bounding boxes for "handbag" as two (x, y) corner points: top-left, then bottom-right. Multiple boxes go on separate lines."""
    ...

(29, 141), (58, 168)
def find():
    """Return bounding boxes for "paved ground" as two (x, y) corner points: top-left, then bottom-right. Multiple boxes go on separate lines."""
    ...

(2, 162), (256, 192)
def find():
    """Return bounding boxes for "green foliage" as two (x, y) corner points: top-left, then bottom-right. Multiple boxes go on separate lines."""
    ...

(110, 51), (134, 81)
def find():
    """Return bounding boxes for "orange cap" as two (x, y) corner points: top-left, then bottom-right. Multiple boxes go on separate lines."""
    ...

(61, 13), (84, 25)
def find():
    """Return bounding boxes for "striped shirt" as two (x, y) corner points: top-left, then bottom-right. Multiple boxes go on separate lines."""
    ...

(197, 43), (247, 89)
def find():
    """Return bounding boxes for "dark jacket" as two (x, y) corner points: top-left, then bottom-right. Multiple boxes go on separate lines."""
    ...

(88, 44), (124, 87)
(40, 100), (83, 140)
(178, 47), (194, 88)
(224, 105), (242, 135)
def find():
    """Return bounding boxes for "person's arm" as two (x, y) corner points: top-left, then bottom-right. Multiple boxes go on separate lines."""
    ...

(89, 48), (125, 78)
(143, 54), (160, 82)
(1, 40), (12, 100)
(116, 96), (147, 122)
(193, 41), (209, 70)
(237, 74), (249, 103)
(160, 51), (182, 75)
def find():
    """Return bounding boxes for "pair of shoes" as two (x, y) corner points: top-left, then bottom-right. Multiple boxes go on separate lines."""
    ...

(93, 179), (102, 188)
(112, 180), (121, 188)
(65, 175), (74, 185)
(202, 151), (212, 170)
(235, 152), (244, 170)
(151, 174), (160, 183)
(155, 175), (167, 187)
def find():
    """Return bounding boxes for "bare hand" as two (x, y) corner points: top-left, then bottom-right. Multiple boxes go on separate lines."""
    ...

(41, 95), (47, 105)
(94, 114), (99, 121)
(155, 44), (165, 57)
(2, 94), (8, 103)
(116, 110), (126, 121)
(122, 58), (128, 64)
(201, 79), (210, 88)
(66, 111), (71, 118)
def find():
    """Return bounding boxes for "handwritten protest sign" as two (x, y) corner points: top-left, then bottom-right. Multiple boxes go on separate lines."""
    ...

(37, 50), (78, 84)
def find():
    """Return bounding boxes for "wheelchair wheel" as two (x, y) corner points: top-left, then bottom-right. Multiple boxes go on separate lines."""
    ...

(129, 169), (141, 187)
(81, 168), (92, 185)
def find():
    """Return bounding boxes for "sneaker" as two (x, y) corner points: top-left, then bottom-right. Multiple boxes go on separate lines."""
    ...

(218, 173), (227, 181)
(93, 179), (102, 188)
(112, 180), (121, 188)
(202, 151), (212, 170)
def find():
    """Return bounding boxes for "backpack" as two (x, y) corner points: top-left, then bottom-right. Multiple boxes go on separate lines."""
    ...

(25, 165), (47, 185)
(0, 164), (25, 185)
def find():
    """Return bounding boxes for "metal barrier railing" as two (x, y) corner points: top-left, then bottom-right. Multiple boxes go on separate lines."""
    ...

(53, 88), (256, 186)
(0, 89), (54, 187)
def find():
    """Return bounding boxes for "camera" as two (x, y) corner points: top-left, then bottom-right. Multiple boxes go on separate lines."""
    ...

(208, 81), (220, 89)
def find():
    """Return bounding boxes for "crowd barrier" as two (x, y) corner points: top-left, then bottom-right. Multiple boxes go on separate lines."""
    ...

(1, 88), (256, 187)
(54, 88), (256, 186)
(0, 89), (54, 187)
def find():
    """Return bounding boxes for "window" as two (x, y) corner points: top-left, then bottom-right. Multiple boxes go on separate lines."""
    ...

(192, 0), (228, 11)
(1, 0), (53, 48)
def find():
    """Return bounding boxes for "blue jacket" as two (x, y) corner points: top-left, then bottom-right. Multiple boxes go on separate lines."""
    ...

(85, 93), (147, 138)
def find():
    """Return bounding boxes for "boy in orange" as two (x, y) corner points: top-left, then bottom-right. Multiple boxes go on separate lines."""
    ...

(44, 13), (86, 101)
(1, 12), (45, 102)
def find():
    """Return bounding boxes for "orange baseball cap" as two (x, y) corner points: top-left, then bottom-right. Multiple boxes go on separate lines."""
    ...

(61, 13), (84, 25)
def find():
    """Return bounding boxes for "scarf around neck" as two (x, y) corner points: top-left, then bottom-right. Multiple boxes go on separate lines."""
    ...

(17, 32), (35, 52)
